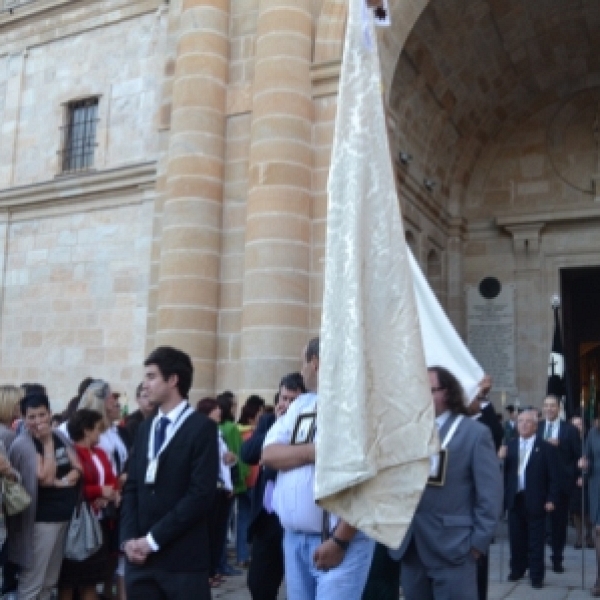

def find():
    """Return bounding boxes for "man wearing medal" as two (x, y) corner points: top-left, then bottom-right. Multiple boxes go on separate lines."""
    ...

(262, 338), (376, 600)
(120, 346), (219, 599)
(392, 366), (502, 600)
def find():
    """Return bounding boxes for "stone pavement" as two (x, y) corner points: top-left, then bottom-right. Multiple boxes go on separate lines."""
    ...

(213, 522), (598, 599)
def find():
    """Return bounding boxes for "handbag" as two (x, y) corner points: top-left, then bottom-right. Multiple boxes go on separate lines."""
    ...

(64, 484), (103, 561)
(1, 477), (31, 516)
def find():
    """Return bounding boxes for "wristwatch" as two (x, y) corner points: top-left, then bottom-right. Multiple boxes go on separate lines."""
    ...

(331, 535), (350, 552)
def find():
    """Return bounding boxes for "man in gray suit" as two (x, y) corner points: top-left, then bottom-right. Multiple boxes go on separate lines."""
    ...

(393, 366), (502, 600)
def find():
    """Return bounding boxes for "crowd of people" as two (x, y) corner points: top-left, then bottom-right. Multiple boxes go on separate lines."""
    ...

(0, 341), (598, 600)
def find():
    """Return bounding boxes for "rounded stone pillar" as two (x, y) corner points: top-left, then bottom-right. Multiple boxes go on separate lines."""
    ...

(155, 0), (229, 396)
(240, 0), (314, 397)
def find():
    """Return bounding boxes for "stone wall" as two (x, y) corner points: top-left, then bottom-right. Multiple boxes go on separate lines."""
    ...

(0, 184), (154, 408)
(0, 2), (164, 409)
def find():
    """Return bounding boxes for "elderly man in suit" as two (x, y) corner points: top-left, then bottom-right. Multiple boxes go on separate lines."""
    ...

(393, 366), (502, 600)
(503, 409), (558, 588)
(120, 346), (219, 600)
(537, 394), (580, 572)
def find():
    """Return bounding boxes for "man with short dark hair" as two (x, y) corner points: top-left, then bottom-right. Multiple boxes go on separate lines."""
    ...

(120, 346), (219, 600)
(262, 338), (376, 600)
(242, 372), (306, 600)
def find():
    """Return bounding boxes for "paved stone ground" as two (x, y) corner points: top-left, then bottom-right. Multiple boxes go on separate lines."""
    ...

(213, 521), (599, 599)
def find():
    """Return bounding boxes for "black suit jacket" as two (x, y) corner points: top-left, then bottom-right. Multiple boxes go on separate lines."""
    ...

(537, 419), (581, 494)
(478, 403), (504, 451)
(504, 436), (559, 515)
(120, 407), (219, 572)
(241, 413), (278, 542)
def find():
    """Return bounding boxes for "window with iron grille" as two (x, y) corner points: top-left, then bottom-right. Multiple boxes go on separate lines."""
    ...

(60, 98), (99, 173)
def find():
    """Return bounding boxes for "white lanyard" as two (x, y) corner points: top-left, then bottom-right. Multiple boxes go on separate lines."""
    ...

(147, 403), (192, 461)
(440, 415), (463, 450)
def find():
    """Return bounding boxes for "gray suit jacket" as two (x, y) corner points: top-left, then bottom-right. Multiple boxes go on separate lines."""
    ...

(392, 414), (502, 567)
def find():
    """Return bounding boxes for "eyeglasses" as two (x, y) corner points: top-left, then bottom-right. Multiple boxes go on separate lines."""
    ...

(431, 386), (445, 394)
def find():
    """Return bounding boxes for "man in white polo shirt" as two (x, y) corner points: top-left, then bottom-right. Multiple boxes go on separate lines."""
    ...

(262, 338), (375, 600)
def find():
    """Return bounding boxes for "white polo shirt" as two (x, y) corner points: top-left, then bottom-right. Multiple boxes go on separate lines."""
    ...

(264, 392), (326, 533)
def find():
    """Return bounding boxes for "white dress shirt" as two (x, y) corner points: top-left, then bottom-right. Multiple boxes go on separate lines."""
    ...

(518, 436), (535, 491)
(264, 392), (330, 533)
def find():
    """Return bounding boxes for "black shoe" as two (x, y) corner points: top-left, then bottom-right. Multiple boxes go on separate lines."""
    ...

(531, 580), (543, 589)
(552, 563), (564, 573)
(507, 572), (524, 582)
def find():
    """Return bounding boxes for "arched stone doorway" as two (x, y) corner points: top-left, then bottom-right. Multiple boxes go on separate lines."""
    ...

(379, 0), (600, 406)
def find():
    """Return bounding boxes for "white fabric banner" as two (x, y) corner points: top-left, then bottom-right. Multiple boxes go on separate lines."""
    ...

(315, 0), (484, 548)
(314, 0), (437, 548)
(409, 250), (484, 402)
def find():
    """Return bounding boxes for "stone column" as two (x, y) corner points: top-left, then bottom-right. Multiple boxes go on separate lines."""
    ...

(155, 0), (229, 395)
(240, 0), (314, 397)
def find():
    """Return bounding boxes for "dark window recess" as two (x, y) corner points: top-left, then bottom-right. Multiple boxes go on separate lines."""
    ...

(60, 98), (99, 173)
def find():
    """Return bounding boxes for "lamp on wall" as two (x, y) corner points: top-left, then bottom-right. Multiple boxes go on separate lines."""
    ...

(551, 294), (560, 309)
(423, 178), (436, 192)
(399, 151), (412, 165)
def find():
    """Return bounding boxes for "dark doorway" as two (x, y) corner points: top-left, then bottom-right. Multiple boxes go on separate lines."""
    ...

(561, 267), (600, 418)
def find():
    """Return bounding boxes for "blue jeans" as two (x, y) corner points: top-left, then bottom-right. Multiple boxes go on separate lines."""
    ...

(283, 529), (375, 600)
(236, 490), (252, 563)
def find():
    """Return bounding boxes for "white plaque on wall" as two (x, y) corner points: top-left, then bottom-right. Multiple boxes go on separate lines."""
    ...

(466, 279), (516, 393)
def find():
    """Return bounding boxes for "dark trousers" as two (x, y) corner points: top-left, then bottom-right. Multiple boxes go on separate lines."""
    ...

(549, 492), (569, 565)
(125, 565), (210, 600)
(208, 489), (233, 577)
(361, 542), (401, 600)
(476, 552), (489, 600)
(247, 512), (284, 600)
(508, 493), (545, 583)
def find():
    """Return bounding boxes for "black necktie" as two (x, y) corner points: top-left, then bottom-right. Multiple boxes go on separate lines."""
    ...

(154, 416), (170, 457)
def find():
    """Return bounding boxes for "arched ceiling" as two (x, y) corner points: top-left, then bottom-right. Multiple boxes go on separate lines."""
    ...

(389, 0), (600, 213)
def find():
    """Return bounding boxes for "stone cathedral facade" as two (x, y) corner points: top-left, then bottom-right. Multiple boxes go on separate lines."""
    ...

(0, 0), (599, 409)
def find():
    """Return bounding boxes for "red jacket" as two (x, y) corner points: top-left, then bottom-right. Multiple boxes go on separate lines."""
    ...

(74, 445), (118, 508)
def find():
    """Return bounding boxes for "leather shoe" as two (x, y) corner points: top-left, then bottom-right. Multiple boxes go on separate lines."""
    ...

(531, 580), (543, 589)
(552, 563), (564, 573)
(507, 572), (524, 582)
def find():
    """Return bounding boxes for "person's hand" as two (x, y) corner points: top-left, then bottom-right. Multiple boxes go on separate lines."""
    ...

(124, 540), (147, 565)
(101, 486), (117, 501)
(497, 445), (507, 460)
(579, 457), (588, 470)
(470, 548), (481, 560)
(0, 455), (13, 477)
(223, 452), (237, 466)
(114, 491), (122, 507)
(545, 502), (555, 512)
(93, 498), (108, 510)
(577, 477), (583, 487)
(313, 538), (346, 571)
(134, 537), (152, 557)
(547, 438), (559, 447)
(478, 375), (492, 397)
(35, 422), (52, 442)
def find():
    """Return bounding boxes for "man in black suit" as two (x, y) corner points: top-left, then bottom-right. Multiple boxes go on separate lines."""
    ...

(120, 346), (219, 600)
(241, 372), (306, 600)
(503, 409), (558, 589)
(537, 394), (581, 572)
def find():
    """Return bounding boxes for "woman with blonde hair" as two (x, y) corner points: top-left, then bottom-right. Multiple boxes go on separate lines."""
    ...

(0, 386), (23, 595)
(0, 385), (23, 450)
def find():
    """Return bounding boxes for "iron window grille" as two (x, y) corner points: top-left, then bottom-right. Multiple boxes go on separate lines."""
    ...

(60, 98), (99, 173)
